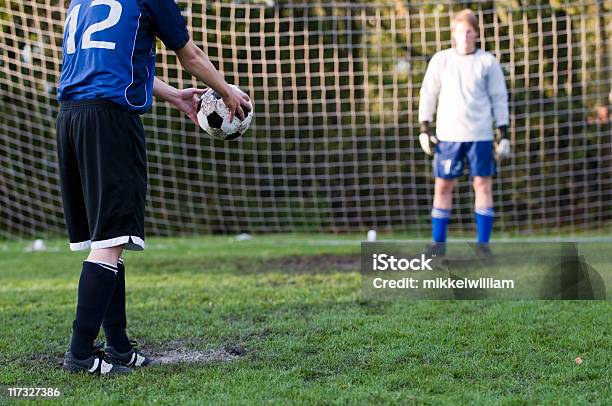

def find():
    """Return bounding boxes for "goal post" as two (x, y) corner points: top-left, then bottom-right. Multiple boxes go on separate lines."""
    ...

(0, 0), (610, 238)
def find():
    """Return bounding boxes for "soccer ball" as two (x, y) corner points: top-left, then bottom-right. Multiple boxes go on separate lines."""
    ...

(197, 85), (253, 140)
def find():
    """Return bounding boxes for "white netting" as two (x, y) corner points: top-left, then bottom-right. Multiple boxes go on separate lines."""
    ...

(0, 0), (610, 238)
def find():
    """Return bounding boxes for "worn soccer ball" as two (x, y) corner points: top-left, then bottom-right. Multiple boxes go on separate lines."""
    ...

(197, 85), (253, 140)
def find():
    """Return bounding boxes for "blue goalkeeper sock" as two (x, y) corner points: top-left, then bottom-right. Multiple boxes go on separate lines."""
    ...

(431, 207), (451, 243)
(475, 207), (495, 243)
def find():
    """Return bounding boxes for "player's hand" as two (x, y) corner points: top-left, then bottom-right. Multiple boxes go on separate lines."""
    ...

(418, 121), (438, 156)
(494, 125), (511, 161)
(171, 87), (207, 126)
(222, 85), (251, 122)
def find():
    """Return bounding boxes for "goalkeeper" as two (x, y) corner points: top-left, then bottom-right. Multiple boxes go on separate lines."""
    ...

(418, 9), (510, 255)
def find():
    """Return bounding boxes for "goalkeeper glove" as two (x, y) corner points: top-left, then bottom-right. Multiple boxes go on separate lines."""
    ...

(419, 121), (438, 156)
(495, 125), (511, 160)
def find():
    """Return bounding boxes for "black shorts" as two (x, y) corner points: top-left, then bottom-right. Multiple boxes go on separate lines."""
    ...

(56, 100), (147, 251)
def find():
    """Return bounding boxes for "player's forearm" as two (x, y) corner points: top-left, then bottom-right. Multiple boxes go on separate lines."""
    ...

(418, 57), (441, 123)
(491, 84), (509, 127)
(185, 57), (230, 98)
(176, 41), (231, 98)
(492, 104), (509, 129)
(418, 80), (439, 123)
(418, 91), (438, 123)
(153, 77), (180, 103)
(488, 62), (510, 128)
(418, 101), (436, 123)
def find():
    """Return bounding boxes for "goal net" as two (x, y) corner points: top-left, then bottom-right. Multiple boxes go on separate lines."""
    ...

(1, 0), (610, 237)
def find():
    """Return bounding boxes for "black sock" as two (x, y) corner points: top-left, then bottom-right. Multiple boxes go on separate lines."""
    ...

(103, 258), (132, 353)
(70, 261), (118, 360)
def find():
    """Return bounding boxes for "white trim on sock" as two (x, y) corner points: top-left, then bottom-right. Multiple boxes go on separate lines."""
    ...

(475, 207), (495, 217)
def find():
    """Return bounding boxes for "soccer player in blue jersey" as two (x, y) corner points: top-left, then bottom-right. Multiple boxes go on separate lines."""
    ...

(418, 9), (510, 256)
(56, 0), (251, 375)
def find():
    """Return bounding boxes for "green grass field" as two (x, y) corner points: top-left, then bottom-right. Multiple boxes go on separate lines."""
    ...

(1, 235), (610, 405)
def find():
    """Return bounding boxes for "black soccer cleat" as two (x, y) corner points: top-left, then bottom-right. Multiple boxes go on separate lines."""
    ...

(424, 242), (446, 257)
(474, 243), (493, 258)
(62, 348), (132, 375)
(105, 341), (153, 368)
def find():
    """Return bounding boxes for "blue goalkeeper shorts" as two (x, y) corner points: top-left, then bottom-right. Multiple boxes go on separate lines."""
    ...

(433, 140), (496, 179)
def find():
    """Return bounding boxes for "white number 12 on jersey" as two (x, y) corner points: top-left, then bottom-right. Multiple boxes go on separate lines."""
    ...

(65, 0), (122, 54)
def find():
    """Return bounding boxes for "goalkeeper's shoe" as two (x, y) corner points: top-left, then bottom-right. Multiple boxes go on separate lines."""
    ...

(62, 347), (132, 375)
(105, 341), (153, 368)
(474, 243), (493, 258)
(424, 242), (446, 257)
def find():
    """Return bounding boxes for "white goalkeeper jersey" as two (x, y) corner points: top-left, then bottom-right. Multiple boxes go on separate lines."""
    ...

(418, 48), (509, 142)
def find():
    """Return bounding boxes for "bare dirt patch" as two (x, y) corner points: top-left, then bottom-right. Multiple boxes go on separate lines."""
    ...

(41, 342), (246, 369)
(141, 253), (361, 276)
(151, 348), (241, 365)
(149, 344), (246, 365)
(259, 253), (360, 273)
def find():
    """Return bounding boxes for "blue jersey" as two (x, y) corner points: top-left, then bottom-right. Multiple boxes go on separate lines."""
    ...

(57, 0), (189, 113)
